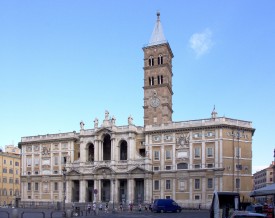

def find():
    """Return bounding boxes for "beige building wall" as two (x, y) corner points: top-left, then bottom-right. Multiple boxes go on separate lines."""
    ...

(0, 149), (21, 206)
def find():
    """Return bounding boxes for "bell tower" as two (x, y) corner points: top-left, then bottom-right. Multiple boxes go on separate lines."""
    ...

(143, 12), (174, 126)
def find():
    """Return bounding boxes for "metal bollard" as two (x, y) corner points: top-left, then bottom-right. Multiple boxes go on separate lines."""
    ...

(12, 208), (18, 218)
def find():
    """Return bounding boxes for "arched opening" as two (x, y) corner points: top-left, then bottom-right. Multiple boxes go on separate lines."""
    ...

(88, 143), (95, 162)
(120, 140), (127, 160)
(177, 162), (188, 169)
(149, 56), (154, 66)
(158, 54), (163, 65)
(103, 134), (111, 160)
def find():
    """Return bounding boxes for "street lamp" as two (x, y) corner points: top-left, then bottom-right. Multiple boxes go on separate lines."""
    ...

(62, 167), (67, 211)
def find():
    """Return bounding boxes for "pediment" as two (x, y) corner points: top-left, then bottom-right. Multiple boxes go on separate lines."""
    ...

(94, 166), (114, 175)
(95, 127), (112, 136)
(128, 166), (147, 174)
(66, 169), (81, 176)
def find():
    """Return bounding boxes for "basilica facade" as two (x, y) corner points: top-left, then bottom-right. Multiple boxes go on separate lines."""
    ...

(19, 13), (255, 208)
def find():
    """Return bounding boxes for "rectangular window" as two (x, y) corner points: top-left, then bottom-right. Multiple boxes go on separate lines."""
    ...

(207, 147), (213, 157)
(195, 195), (200, 200)
(179, 181), (185, 191)
(54, 182), (58, 191)
(165, 165), (172, 170)
(28, 183), (31, 191)
(165, 180), (171, 190)
(16, 169), (19, 175)
(236, 164), (242, 171)
(165, 150), (171, 160)
(195, 179), (200, 189)
(194, 164), (201, 169)
(235, 147), (241, 158)
(3, 177), (7, 183)
(154, 180), (159, 190)
(154, 151), (160, 161)
(194, 147), (200, 158)
(236, 178), (240, 189)
(9, 178), (13, 183)
(35, 183), (39, 191)
(207, 163), (214, 168)
(54, 156), (59, 165)
(61, 156), (67, 165)
(27, 158), (32, 166)
(3, 168), (7, 173)
(153, 166), (159, 171)
(208, 178), (213, 189)
(15, 178), (19, 184)
(15, 162), (19, 166)
(34, 157), (40, 165)
(10, 160), (12, 165)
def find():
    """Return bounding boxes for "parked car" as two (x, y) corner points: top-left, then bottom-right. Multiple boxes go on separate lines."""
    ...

(229, 211), (266, 217)
(246, 204), (263, 213)
(152, 199), (182, 213)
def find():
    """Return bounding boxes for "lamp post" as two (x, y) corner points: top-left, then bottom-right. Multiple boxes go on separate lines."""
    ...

(62, 167), (67, 211)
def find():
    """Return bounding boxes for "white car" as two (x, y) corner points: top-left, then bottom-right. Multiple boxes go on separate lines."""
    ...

(229, 211), (267, 217)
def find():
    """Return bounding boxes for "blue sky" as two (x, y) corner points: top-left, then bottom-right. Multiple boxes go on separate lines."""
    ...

(0, 1), (274, 173)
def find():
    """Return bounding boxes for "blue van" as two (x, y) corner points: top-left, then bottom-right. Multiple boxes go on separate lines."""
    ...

(152, 199), (182, 213)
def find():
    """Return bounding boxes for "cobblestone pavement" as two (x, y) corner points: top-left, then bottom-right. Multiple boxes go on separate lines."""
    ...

(0, 208), (209, 218)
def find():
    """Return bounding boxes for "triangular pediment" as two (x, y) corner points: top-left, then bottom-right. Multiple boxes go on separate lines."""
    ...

(95, 127), (112, 136)
(128, 166), (147, 174)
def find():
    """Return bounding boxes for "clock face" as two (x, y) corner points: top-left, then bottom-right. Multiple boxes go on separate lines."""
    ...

(150, 97), (160, 108)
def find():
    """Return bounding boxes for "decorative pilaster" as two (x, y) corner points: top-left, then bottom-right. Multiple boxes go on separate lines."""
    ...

(80, 180), (87, 202)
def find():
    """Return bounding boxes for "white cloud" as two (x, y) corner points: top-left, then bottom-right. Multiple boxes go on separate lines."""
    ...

(189, 28), (213, 57)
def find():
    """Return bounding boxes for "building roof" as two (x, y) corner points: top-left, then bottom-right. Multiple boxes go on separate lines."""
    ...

(148, 12), (167, 46)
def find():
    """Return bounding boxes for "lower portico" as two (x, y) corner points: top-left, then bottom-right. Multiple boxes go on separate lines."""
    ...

(65, 167), (153, 204)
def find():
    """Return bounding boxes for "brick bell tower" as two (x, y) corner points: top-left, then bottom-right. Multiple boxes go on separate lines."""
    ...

(143, 12), (174, 126)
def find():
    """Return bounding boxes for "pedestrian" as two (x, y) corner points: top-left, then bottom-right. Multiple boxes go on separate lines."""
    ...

(144, 204), (148, 211)
(93, 202), (97, 215)
(87, 203), (91, 214)
(120, 202), (123, 212)
(138, 203), (142, 212)
(99, 202), (103, 211)
(105, 202), (109, 213)
(149, 204), (152, 211)
(130, 203), (133, 212)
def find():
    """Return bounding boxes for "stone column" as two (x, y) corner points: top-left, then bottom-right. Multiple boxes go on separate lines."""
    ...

(172, 179), (176, 200)
(114, 179), (118, 204)
(161, 145), (164, 171)
(160, 179), (164, 198)
(127, 179), (134, 204)
(94, 140), (98, 162)
(80, 141), (86, 163)
(111, 136), (116, 164)
(66, 180), (72, 203)
(80, 180), (87, 202)
(189, 178), (192, 201)
(98, 180), (102, 202)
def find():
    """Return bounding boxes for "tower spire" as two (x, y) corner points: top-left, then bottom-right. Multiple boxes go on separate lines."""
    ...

(148, 11), (167, 46)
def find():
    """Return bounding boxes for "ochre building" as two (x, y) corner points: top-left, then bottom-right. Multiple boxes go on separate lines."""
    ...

(19, 13), (255, 208)
(0, 145), (21, 206)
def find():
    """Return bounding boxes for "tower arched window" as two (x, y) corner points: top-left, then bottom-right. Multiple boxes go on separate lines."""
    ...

(151, 77), (154, 85)
(158, 75), (163, 84)
(158, 54), (163, 65)
(149, 56), (154, 66)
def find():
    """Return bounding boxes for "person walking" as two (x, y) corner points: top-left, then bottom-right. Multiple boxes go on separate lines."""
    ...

(93, 202), (97, 215)
(87, 202), (91, 214)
